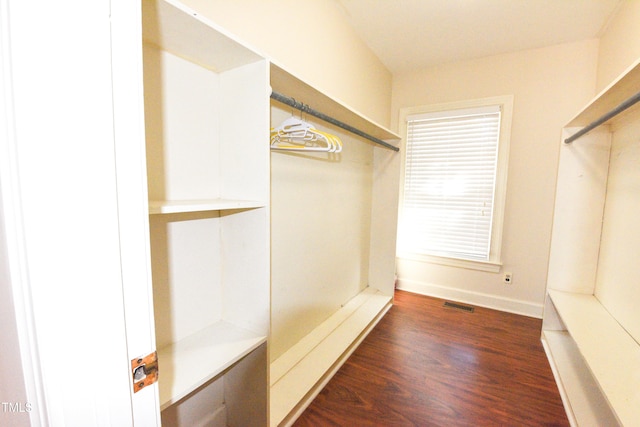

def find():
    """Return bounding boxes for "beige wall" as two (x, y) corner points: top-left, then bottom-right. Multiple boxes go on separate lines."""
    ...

(180, 0), (392, 127)
(392, 40), (599, 316)
(596, 0), (640, 91)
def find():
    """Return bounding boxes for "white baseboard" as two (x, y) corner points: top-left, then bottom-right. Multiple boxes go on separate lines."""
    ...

(396, 278), (543, 318)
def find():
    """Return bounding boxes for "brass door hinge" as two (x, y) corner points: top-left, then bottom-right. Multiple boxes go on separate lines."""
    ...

(131, 351), (158, 393)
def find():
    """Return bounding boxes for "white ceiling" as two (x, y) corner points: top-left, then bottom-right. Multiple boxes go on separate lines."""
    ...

(336, 0), (622, 73)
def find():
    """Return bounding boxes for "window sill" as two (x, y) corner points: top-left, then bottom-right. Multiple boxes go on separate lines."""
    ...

(396, 252), (502, 273)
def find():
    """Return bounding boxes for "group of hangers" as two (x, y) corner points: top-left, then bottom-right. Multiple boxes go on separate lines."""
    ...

(270, 115), (343, 153)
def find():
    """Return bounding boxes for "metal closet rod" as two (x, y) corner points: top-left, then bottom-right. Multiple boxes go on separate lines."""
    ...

(270, 91), (399, 152)
(565, 89), (640, 144)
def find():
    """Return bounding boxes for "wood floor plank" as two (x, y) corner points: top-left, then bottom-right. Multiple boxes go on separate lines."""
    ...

(293, 290), (569, 426)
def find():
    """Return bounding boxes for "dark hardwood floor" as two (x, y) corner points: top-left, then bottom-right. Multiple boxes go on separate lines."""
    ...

(293, 290), (569, 426)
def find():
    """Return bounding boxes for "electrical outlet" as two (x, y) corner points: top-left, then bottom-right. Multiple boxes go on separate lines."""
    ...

(503, 272), (513, 285)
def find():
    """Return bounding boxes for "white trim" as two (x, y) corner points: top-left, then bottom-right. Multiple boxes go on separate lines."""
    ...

(407, 104), (500, 121)
(400, 95), (513, 119)
(397, 278), (543, 318)
(397, 252), (502, 273)
(110, 0), (161, 423)
(0, 1), (46, 423)
(398, 95), (513, 267)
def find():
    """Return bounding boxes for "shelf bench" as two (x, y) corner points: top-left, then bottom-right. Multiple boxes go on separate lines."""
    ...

(543, 290), (640, 426)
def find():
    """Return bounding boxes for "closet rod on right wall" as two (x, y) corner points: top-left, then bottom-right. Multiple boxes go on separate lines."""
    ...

(270, 91), (400, 152)
(565, 89), (640, 143)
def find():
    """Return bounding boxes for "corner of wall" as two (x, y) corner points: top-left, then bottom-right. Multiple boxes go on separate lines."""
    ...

(181, 0), (393, 127)
(596, 0), (640, 91)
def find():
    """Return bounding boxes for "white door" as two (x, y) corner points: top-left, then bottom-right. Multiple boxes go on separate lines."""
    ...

(0, 0), (160, 425)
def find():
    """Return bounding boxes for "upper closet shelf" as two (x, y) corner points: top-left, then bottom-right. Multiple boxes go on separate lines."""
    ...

(270, 63), (401, 149)
(149, 199), (266, 214)
(142, 0), (263, 72)
(565, 59), (640, 142)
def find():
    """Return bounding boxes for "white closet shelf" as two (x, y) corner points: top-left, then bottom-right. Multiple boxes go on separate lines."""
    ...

(567, 59), (640, 129)
(270, 63), (400, 144)
(546, 290), (640, 426)
(142, 0), (263, 72)
(157, 320), (267, 409)
(148, 199), (266, 214)
(270, 288), (392, 427)
(542, 330), (618, 426)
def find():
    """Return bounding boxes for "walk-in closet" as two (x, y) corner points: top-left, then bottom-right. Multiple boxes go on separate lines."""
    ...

(2, 0), (639, 426)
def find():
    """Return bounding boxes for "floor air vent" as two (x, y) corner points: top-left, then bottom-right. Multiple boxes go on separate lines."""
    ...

(443, 301), (475, 313)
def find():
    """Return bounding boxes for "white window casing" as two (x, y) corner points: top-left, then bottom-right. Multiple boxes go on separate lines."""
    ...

(397, 95), (513, 273)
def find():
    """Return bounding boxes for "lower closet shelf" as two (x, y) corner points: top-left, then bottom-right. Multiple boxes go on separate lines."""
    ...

(157, 321), (267, 409)
(542, 330), (618, 426)
(270, 287), (392, 427)
(545, 290), (640, 426)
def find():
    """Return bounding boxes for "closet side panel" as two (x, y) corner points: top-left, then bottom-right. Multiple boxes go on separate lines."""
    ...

(369, 143), (401, 295)
(143, 45), (221, 202)
(219, 59), (270, 202)
(270, 106), (374, 361)
(546, 128), (610, 293)
(150, 213), (223, 349)
(594, 118), (640, 344)
(220, 208), (270, 334)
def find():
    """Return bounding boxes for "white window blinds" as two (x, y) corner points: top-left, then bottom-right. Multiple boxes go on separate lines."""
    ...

(400, 105), (501, 261)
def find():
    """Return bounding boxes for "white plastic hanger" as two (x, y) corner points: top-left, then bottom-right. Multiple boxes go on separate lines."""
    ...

(270, 116), (342, 153)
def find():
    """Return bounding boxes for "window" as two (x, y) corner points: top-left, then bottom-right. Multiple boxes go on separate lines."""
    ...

(397, 96), (512, 272)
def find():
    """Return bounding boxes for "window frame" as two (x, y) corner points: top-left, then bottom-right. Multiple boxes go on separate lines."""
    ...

(397, 95), (513, 273)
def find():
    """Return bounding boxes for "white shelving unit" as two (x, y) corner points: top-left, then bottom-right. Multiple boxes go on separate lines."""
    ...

(142, 0), (270, 424)
(269, 63), (400, 426)
(542, 60), (640, 427)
